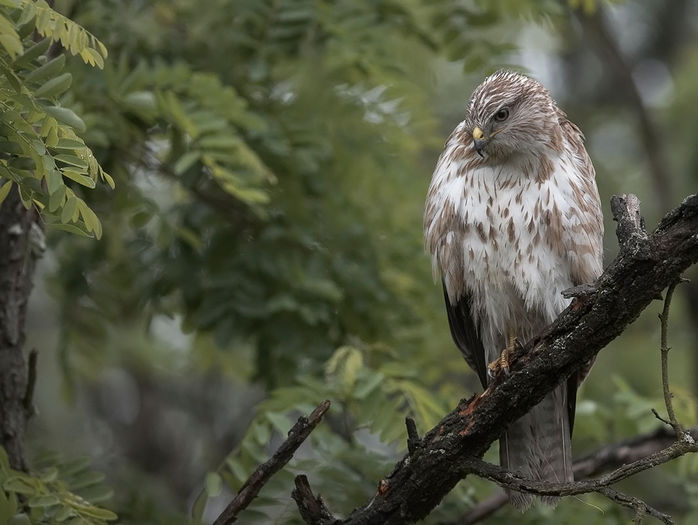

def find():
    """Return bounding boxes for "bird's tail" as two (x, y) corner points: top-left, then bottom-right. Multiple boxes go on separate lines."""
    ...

(499, 384), (573, 510)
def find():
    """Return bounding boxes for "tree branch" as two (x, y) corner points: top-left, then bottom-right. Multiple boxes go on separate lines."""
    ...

(292, 474), (337, 525)
(460, 425), (698, 524)
(658, 279), (684, 435)
(213, 400), (331, 525)
(292, 193), (698, 524)
(464, 431), (697, 523)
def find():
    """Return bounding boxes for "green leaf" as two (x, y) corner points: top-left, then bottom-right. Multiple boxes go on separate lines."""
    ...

(46, 125), (58, 147)
(45, 168), (62, 194)
(0, 16), (23, 58)
(100, 170), (115, 189)
(25, 54), (65, 83)
(205, 472), (222, 497)
(44, 106), (86, 132)
(3, 476), (37, 495)
(54, 138), (86, 150)
(27, 495), (60, 508)
(14, 38), (50, 66)
(265, 412), (291, 435)
(49, 223), (92, 237)
(55, 154), (88, 169)
(16, 1), (36, 29)
(75, 484), (113, 503)
(0, 488), (13, 524)
(60, 196), (77, 223)
(53, 506), (75, 522)
(225, 458), (248, 484)
(72, 505), (117, 520)
(174, 151), (200, 175)
(67, 469), (105, 490)
(199, 134), (240, 149)
(34, 72), (72, 98)
(0, 61), (22, 92)
(191, 491), (207, 524)
(122, 90), (156, 114)
(78, 202), (102, 239)
(61, 169), (95, 188)
(0, 180), (12, 205)
(8, 514), (31, 525)
(38, 467), (59, 483)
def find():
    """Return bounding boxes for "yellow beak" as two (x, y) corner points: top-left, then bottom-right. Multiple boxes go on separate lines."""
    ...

(472, 126), (484, 140)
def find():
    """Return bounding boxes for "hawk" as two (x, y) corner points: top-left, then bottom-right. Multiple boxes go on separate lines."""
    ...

(424, 70), (603, 508)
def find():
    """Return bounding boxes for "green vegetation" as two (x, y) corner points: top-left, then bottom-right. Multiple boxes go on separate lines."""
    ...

(1, 0), (697, 523)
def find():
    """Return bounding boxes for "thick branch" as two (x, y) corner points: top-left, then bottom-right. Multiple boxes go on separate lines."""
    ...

(293, 193), (698, 524)
(214, 400), (331, 525)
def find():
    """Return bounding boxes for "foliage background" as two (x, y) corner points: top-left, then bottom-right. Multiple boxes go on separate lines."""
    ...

(7, 0), (698, 523)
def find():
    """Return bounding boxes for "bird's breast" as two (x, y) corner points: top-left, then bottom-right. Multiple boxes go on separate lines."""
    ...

(426, 160), (575, 334)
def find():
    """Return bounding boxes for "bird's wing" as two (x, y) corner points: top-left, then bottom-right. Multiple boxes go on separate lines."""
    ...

(559, 116), (605, 434)
(442, 282), (488, 388)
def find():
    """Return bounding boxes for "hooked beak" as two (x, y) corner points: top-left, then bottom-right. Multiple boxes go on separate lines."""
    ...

(472, 126), (487, 158)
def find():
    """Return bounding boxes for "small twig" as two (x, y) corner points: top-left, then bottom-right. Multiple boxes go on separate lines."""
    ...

(405, 417), (420, 455)
(464, 435), (698, 524)
(469, 435), (698, 494)
(459, 426), (698, 524)
(22, 349), (38, 419)
(658, 280), (684, 436)
(213, 400), (331, 525)
(292, 474), (338, 525)
(598, 487), (672, 525)
(561, 283), (597, 299)
(651, 408), (671, 427)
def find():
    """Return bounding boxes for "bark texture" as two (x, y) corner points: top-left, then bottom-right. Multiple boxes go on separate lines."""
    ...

(0, 187), (39, 470)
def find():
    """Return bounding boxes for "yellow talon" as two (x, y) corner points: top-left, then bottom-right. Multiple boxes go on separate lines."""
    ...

(487, 333), (517, 379)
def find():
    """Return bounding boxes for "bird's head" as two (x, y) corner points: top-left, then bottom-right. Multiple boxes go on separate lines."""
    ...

(464, 70), (560, 163)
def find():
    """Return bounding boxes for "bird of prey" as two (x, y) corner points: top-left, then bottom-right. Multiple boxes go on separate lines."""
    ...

(424, 70), (603, 509)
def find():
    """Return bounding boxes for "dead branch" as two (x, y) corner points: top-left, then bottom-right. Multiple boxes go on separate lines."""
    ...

(292, 475), (338, 525)
(291, 193), (698, 524)
(213, 400), (331, 525)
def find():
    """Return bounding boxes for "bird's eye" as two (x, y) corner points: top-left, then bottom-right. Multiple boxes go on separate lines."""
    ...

(494, 108), (509, 122)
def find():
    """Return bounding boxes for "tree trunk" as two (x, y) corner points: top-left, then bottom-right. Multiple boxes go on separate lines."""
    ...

(0, 187), (40, 470)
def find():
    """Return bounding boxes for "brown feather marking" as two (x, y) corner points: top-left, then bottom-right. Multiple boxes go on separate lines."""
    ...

(508, 218), (516, 243)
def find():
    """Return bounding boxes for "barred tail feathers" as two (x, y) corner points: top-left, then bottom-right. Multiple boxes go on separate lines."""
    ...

(499, 385), (573, 510)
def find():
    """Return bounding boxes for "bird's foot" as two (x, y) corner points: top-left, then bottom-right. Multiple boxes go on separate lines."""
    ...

(487, 334), (517, 381)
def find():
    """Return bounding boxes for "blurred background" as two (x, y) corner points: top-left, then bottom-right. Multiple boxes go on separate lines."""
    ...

(19, 0), (698, 523)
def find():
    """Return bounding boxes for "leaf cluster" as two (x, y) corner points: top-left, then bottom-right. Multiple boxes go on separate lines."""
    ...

(0, 0), (110, 237)
(0, 447), (116, 525)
